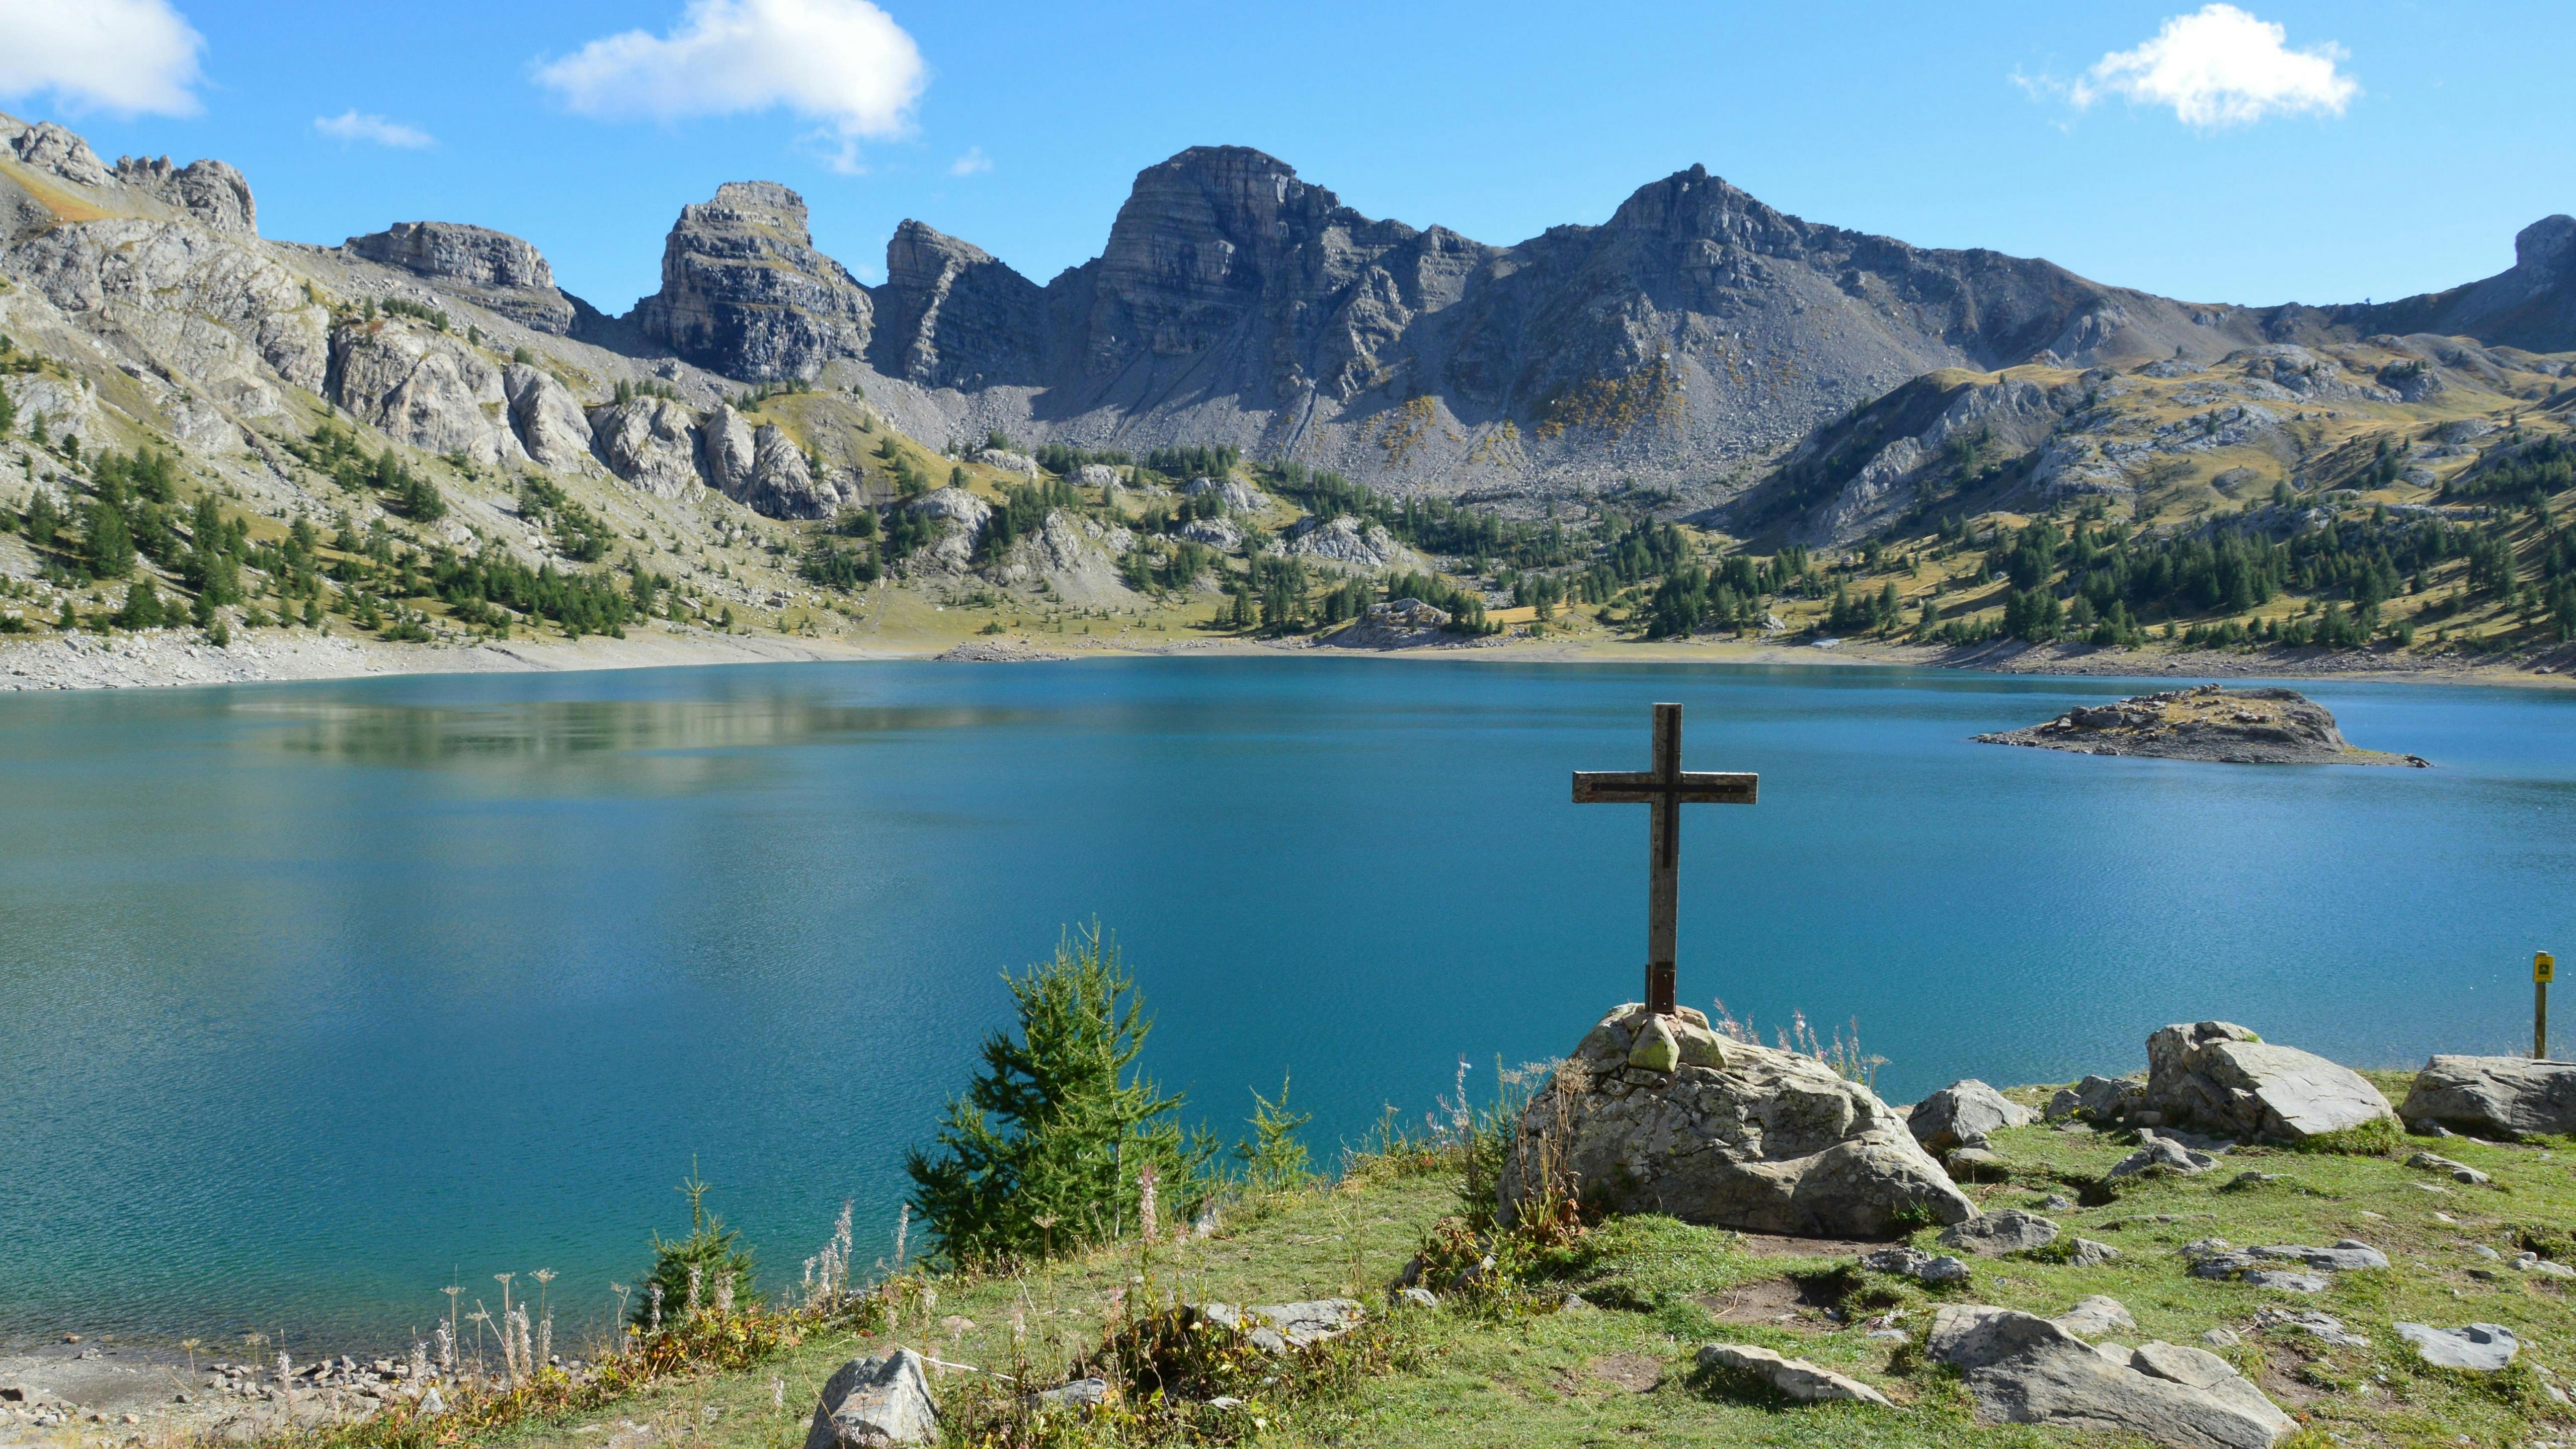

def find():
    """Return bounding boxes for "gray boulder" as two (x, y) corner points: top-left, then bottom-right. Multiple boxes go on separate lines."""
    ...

(1695, 1342), (1891, 1406)
(2055, 1296), (2136, 1338)
(589, 397), (704, 498)
(1499, 1004), (1975, 1237)
(504, 364), (592, 471)
(1199, 1300), (1362, 1353)
(2405, 1151), (2489, 1184)
(1182, 476), (1266, 513)
(1928, 1302), (2294, 1449)
(2394, 1322), (2519, 1371)
(2401, 1055), (2576, 1138)
(1910, 1079), (2035, 1152)
(805, 1349), (936, 1448)
(1939, 1210), (2060, 1257)
(978, 447), (1039, 475)
(1861, 1246), (1972, 1283)
(2109, 1132), (2218, 1178)
(2066, 1238), (2122, 1267)
(2049, 1074), (2146, 1121)
(2144, 1022), (2393, 1142)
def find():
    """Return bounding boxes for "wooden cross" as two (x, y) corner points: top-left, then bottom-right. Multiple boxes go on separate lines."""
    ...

(1572, 703), (1757, 1016)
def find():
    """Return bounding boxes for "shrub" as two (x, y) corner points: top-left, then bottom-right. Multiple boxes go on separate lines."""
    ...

(631, 1166), (759, 1328)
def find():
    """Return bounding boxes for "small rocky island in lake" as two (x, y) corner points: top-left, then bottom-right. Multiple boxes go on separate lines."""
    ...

(1976, 684), (2430, 766)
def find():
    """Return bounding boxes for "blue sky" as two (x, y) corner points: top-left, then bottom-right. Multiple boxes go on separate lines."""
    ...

(6, 1), (2568, 316)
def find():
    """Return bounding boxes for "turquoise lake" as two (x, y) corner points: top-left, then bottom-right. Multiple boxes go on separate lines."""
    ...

(4, 657), (2571, 1351)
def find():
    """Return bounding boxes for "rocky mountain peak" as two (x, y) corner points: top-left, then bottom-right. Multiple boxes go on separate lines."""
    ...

(2517, 216), (2576, 275)
(112, 155), (256, 236)
(633, 179), (872, 380)
(346, 221), (572, 334)
(870, 220), (1043, 388)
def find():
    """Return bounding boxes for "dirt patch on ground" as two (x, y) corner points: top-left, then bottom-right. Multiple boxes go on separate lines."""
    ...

(1729, 1233), (1889, 1258)
(1584, 1353), (1666, 1393)
(1692, 1276), (1840, 1328)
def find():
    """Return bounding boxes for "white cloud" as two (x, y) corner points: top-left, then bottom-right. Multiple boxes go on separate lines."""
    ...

(0, 0), (204, 117)
(2070, 5), (2357, 127)
(534, 0), (925, 173)
(313, 110), (434, 149)
(947, 145), (989, 176)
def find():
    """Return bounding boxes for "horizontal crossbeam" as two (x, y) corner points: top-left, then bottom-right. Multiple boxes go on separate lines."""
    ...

(1572, 771), (1757, 805)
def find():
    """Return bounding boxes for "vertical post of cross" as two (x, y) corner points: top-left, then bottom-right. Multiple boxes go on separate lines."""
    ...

(2538, 951), (2555, 1060)
(1647, 703), (1681, 1015)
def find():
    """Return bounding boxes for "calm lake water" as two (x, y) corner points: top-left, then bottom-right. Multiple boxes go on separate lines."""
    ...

(3, 657), (2572, 1349)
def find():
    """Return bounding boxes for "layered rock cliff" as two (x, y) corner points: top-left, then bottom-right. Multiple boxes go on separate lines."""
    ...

(631, 182), (873, 381)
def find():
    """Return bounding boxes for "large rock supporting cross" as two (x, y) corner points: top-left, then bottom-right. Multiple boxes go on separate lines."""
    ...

(1497, 1004), (1975, 1237)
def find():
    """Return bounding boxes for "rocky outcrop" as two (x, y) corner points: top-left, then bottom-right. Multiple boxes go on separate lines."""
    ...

(991, 510), (1137, 605)
(1928, 1300), (2294, 1449)
(504, 364), (592, 470)
(804, 1349), (936, 1448)
(2401, 1055), (2576, 1138)
(635, 182), (872, 380)
(1977, 686), (2424, 767)
(2144, 1021), (2395, 1143)
(347, 222), (575, 334)
(590, 397), (704, 498)
(7, 217), (327, 417)
(328, 320), (527, 465)
(1183, 475), (1267, 513)
(696, 407), (841, 519)
(1283, 515), (1406, 571)
(868, 220), (1043, 388)
(1197, 1300), (1364, 1353)
(1498, 1004), (1974, 1237)
(2334, 216), (2576, 355)
(111, 155), (255, 236)
(906, 487), (994, 572)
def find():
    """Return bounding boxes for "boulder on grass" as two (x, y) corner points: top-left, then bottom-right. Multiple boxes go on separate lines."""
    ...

(2394, 1322), (2519, 1371)
(1696, 1342), (1891, 1406)
(1910, 1080), (2035, 1152)
(1499, 1004), (1974, 1237)
(2144, 1022), (2393, 1143)
(806, 1349), (936, 1449)
(1940, 1210), (2060, 1257)
(1928, 1302), (2294, 1449)
(2400, 1056), (2576, 1139)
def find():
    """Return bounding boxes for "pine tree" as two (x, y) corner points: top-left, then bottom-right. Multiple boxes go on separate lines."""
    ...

(905, 923), (1214, 1265)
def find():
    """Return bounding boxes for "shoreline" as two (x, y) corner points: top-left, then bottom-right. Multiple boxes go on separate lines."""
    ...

(5, 622), (2571, 697)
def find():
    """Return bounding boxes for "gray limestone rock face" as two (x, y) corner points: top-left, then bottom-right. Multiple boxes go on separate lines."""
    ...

(505, 364), (592, 471)
(2401, 1055), (2576, 1138)
(699, 418), (840, 520)
(112, 155), (256, 235)
(1694, 1342), (1891, 1406)
(990, 510), (1141, 606)
(1927, 1303), (2294, 1449)
(1498, 1004), (1974, 1237)
(12, 121), (111, 185)
(1909, 1079), (2035, 1152)
(1284, 515), (1407, 572)
(589, 397), (704, 498)
(2109, 1133), (2217, 1178)
(2394, 1322), (2519, 1372)
(2145, 1021), (2394, 1142)
(347, 222), (575, 334)
(2050, 1074), (2147, 1122)
(1073, 463), (1122, 490)
(1183, 476), (1267, 513)
(906, 487), (995, 573)
(328, 320), (529, 466)
(978, 447), (1039, 475)
(7, 217), (327, 415)
(636, 181), (873, 380)
(868, 220), (1044, 388)
(1940, 1210), (2059, 1257)
(804, 1348), (936, 1448)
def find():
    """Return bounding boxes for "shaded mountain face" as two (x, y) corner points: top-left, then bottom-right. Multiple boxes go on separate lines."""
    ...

(632, 182), (874, 381)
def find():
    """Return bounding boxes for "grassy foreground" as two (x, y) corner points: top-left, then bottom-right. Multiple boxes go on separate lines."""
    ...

(383, 1070), (2574, 1449)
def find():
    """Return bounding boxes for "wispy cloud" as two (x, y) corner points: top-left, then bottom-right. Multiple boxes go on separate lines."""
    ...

(313, 110), (435, 149)
(2025, 5), (2358, 129)
(0, 0), (204, 117)
(533, 0), (926, 175)
(947, 146), (990, 176)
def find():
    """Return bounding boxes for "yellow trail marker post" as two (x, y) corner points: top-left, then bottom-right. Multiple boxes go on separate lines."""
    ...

(2538, 951), (2556, 1061)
